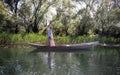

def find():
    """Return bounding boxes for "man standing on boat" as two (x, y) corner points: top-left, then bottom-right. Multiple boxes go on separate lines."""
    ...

(47, 25), (56, 73)
(48, 25), (55, 46)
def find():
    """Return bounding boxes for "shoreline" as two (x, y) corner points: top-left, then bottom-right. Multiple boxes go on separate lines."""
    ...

(0, 42), (120, 48)
(0, 43), (31, 48)
(0, 33), (120, 48)
(99, 43), (120, 47)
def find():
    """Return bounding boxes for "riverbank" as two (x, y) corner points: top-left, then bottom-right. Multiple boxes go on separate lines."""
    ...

(0, 33), (120, 47)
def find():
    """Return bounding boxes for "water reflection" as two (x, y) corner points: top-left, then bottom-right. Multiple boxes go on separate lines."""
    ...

(47, 52), (56, 74)
(31, 50), (56, 70)
(0, 47), (120, 75)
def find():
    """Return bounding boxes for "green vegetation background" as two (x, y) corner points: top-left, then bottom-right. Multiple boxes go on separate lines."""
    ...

(0, 33), (119, 45)
(0, 0), (120, 45)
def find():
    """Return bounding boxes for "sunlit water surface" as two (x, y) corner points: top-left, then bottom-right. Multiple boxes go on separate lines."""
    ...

(0, 46), (120, 75)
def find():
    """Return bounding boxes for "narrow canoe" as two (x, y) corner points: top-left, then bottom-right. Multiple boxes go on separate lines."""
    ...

(29, 41), (99, 52)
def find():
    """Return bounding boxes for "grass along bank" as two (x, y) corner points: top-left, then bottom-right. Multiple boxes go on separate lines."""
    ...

(0, 33), (47, 45)
(0, 33), (120, 46)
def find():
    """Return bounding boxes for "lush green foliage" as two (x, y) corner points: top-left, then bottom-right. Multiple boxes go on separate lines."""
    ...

(0, 33), (119, 45)
(0, 0), (120, 43)
(0, 33), (47, 45)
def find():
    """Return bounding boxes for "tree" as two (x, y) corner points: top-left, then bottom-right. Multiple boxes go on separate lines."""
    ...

(18, 0), (58, 33)
(111, 0), (120, 8)
(0, 1), (18, 33)
(3, 0), (22, 14)
(94, 0), (120, 37)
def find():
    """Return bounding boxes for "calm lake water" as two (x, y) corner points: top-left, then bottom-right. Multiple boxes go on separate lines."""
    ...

(0, 46), (120, 75)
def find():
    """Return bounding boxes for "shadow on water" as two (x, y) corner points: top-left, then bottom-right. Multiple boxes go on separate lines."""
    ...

(30, 48), (92, 53)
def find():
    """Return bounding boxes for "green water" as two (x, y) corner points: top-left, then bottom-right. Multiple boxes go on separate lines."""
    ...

(0, 46), (120, 75)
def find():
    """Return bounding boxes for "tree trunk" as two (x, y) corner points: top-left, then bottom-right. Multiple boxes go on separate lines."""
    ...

(14, 2), (18, 14)
(32, 17), (39, 33)
(15, 24), (19, 33)
(32, 25), (39, 33)
(26, 24), (33, 33)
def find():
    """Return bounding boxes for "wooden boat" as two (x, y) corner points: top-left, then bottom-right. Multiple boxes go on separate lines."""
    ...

(29, 41), (99, 52)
